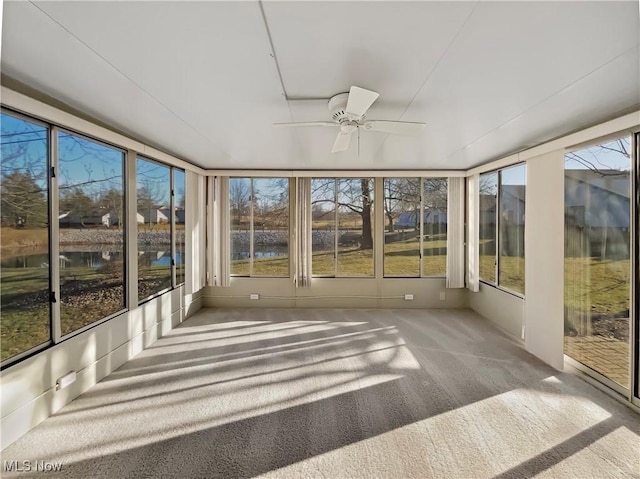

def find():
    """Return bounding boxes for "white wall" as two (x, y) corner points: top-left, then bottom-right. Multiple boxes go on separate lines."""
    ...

(468, 284), (524, 340)
(523, 150), (565, 369)
(204, 278), (468, 310)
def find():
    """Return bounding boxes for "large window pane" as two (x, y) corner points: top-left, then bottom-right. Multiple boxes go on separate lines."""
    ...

(384, 178), (420, 277)
(137, 158), (171, 300)
(174, 169), (185, 285)
(564, 137), (631, 389)
(337, 178), (374, 277)
(498, 165), (526, 294)
(422, 178), (448, 276)
(230, 177), (251, 276)
(311, 178), (336, 276)
(252, 178), (289, 276)
(479, 172), (498, 283)
(0, 112), (50, 361)
(58, 132), (125, 335)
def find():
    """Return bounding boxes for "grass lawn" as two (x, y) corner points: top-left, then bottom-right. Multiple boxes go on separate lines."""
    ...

(0, 227), (48, 249)
(565, 257), (629, 316)
(384, 236), (446, 277)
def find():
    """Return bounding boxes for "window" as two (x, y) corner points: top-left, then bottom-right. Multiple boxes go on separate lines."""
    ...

(382, 178), (448, 277)
(1, 112), (50, 361)
(137, 157), (172, 300)
(479, 165), (526, 294)
(58, 131), (126, 335)
(422, 178), (448, 277)
(564, 136), (631, 389)
(498, 165), (526, 294)
(230, 177), (290, 277)
(479, 172), (498, 283)
(174, 169), (186, 286)
(312, 178), (374, 277)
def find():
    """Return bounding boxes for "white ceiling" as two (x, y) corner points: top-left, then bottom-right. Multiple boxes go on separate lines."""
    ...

(1, 1), (638, 171)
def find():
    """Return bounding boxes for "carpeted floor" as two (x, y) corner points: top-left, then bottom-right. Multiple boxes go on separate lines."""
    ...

(2, 308), (639, 478)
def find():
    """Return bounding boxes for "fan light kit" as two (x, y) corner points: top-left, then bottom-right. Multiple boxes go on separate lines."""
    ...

(274, 86), (425, 153)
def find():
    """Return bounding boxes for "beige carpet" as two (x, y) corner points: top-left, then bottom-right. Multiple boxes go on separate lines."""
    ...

(2, 308), (639, 478)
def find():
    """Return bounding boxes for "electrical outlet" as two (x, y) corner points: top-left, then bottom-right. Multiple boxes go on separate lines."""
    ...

(439, 292), (446, 301)
(404, 294), (414, 301)
(250, 293), (260, 300)
(56, 371), (77, 391)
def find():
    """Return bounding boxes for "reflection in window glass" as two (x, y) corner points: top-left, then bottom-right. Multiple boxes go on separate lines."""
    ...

(58, 132), (126, 335)
(252, 178), (289, 276)
(0, 113), (50, 361)
(564, 137), (631, 389)
(230, 178), (251, 275)
(137, 157), (171, 300)
(311, 179), (336, 276)
(422, 178), (448, 277)
(479, 172), (498, 283)
(383, 178), (420, 277)
(498, 165), (526, 294)
(230, 178), (289, 277)
(174, 169), (186, 285)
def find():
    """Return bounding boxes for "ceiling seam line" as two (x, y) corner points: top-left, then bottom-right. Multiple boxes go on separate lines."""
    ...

(397, 0), (481, 122)
(446, 42), (640, 159)
(258, 0), (290, 102)
(26, 0), (223, 155)
(374, 0), (481, 157)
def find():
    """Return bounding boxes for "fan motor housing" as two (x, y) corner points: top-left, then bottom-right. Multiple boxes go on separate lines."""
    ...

(328, 92), (354, 123)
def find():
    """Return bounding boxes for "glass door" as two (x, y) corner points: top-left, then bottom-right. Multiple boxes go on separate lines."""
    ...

(564, 135), (633, 392)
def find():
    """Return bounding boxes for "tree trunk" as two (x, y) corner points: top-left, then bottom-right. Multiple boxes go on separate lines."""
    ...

(387, 212), (394, 232)
(359, 179), (373, 250)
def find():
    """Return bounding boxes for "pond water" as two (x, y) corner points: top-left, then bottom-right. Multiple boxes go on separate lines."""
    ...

(1, 247), (184, 268)
(231, 245), (288, 261)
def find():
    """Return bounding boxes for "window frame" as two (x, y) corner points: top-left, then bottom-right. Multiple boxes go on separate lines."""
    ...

(229, 176), (291, 278)
(311, 177), (376, 279)
(173, 168), (186, 287)
(57, 127), (129, 339)
(136, 155), (177, 303)
(478, 162), (527, 298)
(382, 177), (448, 279)
(0, 108), (54, 367)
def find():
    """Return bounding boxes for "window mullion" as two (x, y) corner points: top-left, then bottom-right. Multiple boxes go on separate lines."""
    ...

(249, 178), (254, 277)
(495, 171), (501, 285)
(420, 178), (425, 278)
(170, 169), (176, 288)
(334, 178), (338, 277)
(50, 127), (61, 344)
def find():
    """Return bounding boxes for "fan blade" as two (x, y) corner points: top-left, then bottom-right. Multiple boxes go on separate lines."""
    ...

(345, 86), (379, 118)
(331, 131), (352, 153)
(273, 121), (338, 128)
(362, 120), (425, 136)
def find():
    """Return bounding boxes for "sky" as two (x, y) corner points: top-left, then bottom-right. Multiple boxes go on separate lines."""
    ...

(1, 112), (185, 207)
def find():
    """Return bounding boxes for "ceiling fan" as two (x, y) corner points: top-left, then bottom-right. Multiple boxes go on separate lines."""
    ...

(274, 86), (425, 153)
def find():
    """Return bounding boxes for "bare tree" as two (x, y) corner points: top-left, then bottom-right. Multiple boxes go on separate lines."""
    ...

(230, 178), (250, 226)
(312, 178), (374, 250)
(383, 178), (420, 232)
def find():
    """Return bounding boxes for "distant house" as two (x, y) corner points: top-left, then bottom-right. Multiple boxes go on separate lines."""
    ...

(155, 207), (185, 224)
(58, 209), (124, 228)
(396, 207), (448, 229)
(138, 208), (169, 224)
